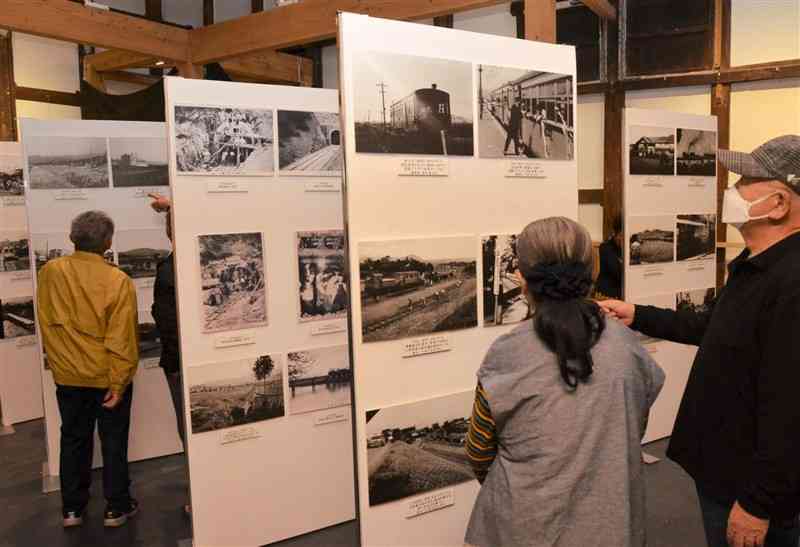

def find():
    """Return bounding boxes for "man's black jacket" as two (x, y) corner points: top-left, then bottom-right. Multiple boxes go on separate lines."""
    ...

(151, 253), (180, 374)
(633, 232), (800, 520)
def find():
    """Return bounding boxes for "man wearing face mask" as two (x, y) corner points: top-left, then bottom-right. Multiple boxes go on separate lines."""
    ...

(601, 135), (800, 547)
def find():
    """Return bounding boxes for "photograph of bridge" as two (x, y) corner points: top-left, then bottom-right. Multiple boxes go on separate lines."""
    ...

(109, 137), (169, 187)
(366, 390), (474, 506)
(677, 129), (717, 177)
(278, 111), (342, 176)
(297, 230), (347, 323)
(482, 234), (529, 327)
(629, 215), (675, 266)
(287, 345), (351, 415)
(677, 214), (716, 261)
(116, 229), (171, 286)
(0, 232), (31, 273)
(174, 105), (274, 175)
(629, 126), (676, 176)
(477, 64), (574, 160)
(359, 236), (478, 343)
(0, 296), (36, 340)
(351, 51), (474, 156)
(26, 136), (110, 189)
(677, 288), (715, 314)
(199, 232), (267, 333)
(31, 232), (73, 272)
(189, 354), (285, 434)
(0, 155), (24, 197)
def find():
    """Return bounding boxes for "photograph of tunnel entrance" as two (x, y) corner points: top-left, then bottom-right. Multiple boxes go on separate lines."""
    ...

(278, 111), (342, 175)
(359, 236), (478, 343)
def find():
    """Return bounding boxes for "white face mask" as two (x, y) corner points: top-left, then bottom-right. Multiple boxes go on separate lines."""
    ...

(721, 187), (778, 230)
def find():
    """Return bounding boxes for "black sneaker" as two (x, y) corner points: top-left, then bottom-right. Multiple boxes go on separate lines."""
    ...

(103, 499), (139, 528)
(62, 510), (84, 528)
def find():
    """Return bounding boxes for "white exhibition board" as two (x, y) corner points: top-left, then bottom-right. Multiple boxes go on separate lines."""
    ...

(0, 140), (44, 427)
(623, 107), (718, 443)
(19, 118), (183, 476)
(338, 13), (578, 546)
(164, 77), (355, 547)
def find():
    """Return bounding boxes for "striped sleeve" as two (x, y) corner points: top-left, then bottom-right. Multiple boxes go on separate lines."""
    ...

(466, 381), (498, 484)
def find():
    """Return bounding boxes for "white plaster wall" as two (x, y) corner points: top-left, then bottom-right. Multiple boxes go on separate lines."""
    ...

(163, 0), (203, 28)
(15, 100), (82, 123)
(730, 0), (800, 66)
(578, 93), (605, 189)
(452, 3), (515, 37)
(12, 34), (79, 93)
(579, 203), (604, 241)
(214, 0), (252, 23)
(104, 0), (145, 14)
(625, 86), (711, 116)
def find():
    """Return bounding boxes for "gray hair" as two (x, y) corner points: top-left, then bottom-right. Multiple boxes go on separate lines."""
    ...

(70, 210), (115, 253)
(517, 216), (593, 278)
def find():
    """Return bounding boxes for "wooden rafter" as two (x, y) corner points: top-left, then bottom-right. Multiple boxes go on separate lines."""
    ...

(84, 49), (156, 72)
(0, 32), (17, 140)
(581, 0), (616, 21)
(221, 51), (314, 86)
(525, 0), (556, 43)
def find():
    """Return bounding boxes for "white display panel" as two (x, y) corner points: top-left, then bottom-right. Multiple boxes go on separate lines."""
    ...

(164, 77), (355, 547)
(19, 119), (183, 475)
(338, 13), (578, 546)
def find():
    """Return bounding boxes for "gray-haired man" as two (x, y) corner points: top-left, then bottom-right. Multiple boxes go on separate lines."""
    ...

(602, 135), (800, 547)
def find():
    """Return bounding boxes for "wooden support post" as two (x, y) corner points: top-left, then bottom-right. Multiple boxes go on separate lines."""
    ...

(524, 0), (556, 43)
(177, 62), (202, 79)
(510, 1), (525, 39)
(252, 0), (265, 12)
(146, 0), (163, 22)
(204, 0), (214, 26)
(712, 83), (731, 288)
(602, 0), (622, 239)
(0, 32), (17, 141)
(83, 60), (107, 92)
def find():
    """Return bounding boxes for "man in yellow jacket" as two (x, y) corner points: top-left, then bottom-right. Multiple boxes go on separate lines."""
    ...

(37, 210), (139, 529)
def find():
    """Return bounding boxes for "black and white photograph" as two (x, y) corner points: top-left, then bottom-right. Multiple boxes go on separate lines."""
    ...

(26, 136), (110, 189)
(31, 233), (73, 272)
(189, 354), (285, 435)
(477, 65), (574, 160)
(676, 129), (717, 177)
(109, 137), (169, 187)
(174, 105), (274, 175)
(365, 390), (474, 507)
(138, 311), (161, 367)
(287, 345), (351, 415)
(352, 51), (474, 156)
(481, 234), (530, 326)
(629, 216), (675, 266)
(629, 126), (676, 176)
(0, 296), (36, 340)
(676, 288), (715, 314)
(278, 111), (342, 175)
(297, 230), (347, 323)
(359, 237), (478, 343)
(0, 232), (30, 273)
(0, 155), (24, 197)
(115, 229), (171, 286)
(677, 214), (716, 261)
(199, 232), (267, 333)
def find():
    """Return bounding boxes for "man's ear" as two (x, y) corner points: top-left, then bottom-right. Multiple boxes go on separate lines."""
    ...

(770, 189), (793, 221)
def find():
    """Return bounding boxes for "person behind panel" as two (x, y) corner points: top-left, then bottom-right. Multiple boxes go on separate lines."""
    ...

(596, 214), (624, 299)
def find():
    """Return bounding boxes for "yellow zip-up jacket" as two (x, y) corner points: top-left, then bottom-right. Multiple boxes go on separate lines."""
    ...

(36, 251), (139, 395)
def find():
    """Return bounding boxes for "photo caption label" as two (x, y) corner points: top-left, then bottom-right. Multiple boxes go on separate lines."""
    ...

(311, 322), (346, 336)
(405, 489), (455, 519)
(206, 181), (249, 193)
(505, 161), (546, 179)
(54, 189), (89, 201)
(214, 332), (257, 349)
(401, 334), (451, 358)
(398, 158), (449, 178)
(304, 180), (341, 193)
(314, 409), (349, 426)
(1, 196), (24, 207)
(220, 426), (261, 446)
(15, 336), (37, 348)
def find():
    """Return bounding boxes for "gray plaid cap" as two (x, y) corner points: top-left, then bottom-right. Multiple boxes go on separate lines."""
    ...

(718, 135), (800, 193)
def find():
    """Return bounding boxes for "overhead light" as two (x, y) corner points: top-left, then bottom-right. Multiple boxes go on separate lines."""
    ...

(155, 60), (166, 66)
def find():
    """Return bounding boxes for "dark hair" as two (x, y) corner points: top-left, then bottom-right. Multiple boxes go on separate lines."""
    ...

(70, 210), (114, 254)
(612, 214), (623, 235)
(518, 217), (606, 389)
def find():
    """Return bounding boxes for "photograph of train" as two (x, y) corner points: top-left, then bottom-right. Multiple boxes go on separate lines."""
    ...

(482, 234), (530, 326)
(189, 354), (285, 434)
(174, 105), (274, 175)
(287, 345), (351, 415)
(31, 233), (73, 272)
(26, 136), (110, 189)
(359, 236), (478, 343)
(477, 65), (574, 160)
(351, 51), (474, 156)
(366, 390), (474, 506)
(676, 288), (715, 314)
(676, 214), (716, 261)
(115, 229), (171, 285)
(109, 137), (169, 187)
(0, 232), (30, 273)
(199, 232), (267, 333)
(278, 111), (342, 175)
(628, 216), (675, 266)
(629, 126), (676, 176)
(297, 230), (348, 323)
(0, 296), (36, 340)
(0, 155), (24, 197)
(676, 129), (717, 177)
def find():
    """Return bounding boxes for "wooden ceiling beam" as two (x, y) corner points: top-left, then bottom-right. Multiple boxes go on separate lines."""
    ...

(581, 0), (616, 21)
(102, 70), (160, 87)
(83, 49), (157, 72)
(189, 0), (509, 64)
(0, 0), (189, 62)
(221, 51), (314, 86)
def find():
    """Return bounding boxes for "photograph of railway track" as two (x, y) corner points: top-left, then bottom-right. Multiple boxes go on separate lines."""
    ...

(677, 129), (717, 177)
(199, 232), (267, 333)
(189, 354), (285, 434)
(278, 111), (342, 176)
(31, 233), (73, 272)
(677, 214), (716, 261)
(359, 237), (478, 343)
(676, 288), (715, 314)
(109, 137), (169, 187)
(174, 105), (274, 175)
(366, 390), (474, 506)
(116, 229), (171, 286)
(26, 136), (110, 190)
(629, 216), (675, 266)
(297, 230), (347, 323)
(352, 51), (474, 156)
(287, 345), (351, 415)
(0, 296), (36, 340)
(477, 65), (574, 160)
(629, 126), (675, 176)
(0, 155), (24, 197)
(482, 234), (529, 327)
(0, 232), (30, 273)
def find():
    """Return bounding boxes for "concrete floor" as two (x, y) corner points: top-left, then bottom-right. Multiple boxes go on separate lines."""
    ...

(0, 419), (706, 547)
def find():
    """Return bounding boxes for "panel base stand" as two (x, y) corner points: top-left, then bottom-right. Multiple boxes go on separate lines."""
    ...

(42, 462), (60, 494)
(177, 538), (193, 547)
(642, 452), (661, 465)
(0, 424), (15, 436)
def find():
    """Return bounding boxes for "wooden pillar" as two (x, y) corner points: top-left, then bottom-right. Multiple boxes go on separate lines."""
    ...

(524, 0), (556, 43)
(0, 32), (16, 141)
(145, 0), (162, 22)
(177, 62), (202, 79)
(712, 0), (731, 288)
(203, 0), (214, 26)
(252, 0), (265, 12)
(510, 1), (525, 39)
(602, 1), (623, 239)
